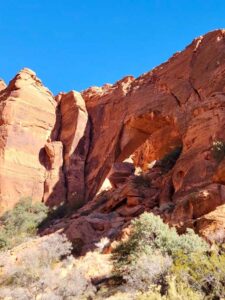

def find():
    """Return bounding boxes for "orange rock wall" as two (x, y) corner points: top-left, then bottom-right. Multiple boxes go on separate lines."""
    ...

(82, 30), (225, 209)
(0, 69), (57, 212)
(1, 30), (225, 240)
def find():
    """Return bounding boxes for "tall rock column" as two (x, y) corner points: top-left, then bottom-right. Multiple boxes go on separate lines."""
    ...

(42, 140), (66, 207)
(0, 68), (57, 213)
(58, 91), (90, 208)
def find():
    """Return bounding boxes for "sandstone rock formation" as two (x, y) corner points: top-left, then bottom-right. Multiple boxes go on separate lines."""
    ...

(80, 30), (225, 242)
(0, 79), (6, 92)
(0, 72), (90, 212)
(0, 69), (57, 212)
(58, 91), (90, 208)
(108, 162), (135, 188)
(43, 140), (66, 206)
(1, 30), (225, 245)
(82, 30), (225, 209)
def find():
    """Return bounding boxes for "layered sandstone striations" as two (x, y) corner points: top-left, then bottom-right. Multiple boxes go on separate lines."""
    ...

(1, 30), (225, 244)
(0, 69), (57, 212)
(58, 91), (90, 208)
(80, 30), (225, 237)
(0, 70), (90, 212)
(0, 79), (6, 92)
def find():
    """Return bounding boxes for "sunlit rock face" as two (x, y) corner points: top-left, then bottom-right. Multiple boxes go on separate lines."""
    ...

(42, 140), (66, 207)
(0, 79), (6, 91)
(82, 30), (225, 212)
(0, 68), (57, 212)
(0, 71), (91, 212)
(58, 91), (90, 208)
(1, 30), (225, 244)
(79, 29), (225, 242)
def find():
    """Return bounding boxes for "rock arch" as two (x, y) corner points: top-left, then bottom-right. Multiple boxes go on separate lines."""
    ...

(1, 29), (225, 226)
(82, 30), (225, 222)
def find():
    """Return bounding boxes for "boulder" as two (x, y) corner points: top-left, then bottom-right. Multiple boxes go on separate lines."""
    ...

(108, 162), (135, 188)
(195, 204), (225, 243)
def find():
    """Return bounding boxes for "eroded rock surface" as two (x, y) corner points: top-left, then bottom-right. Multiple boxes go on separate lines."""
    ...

(0, 79), (6, 91)
(82, 30), (225, 212)
(58, 91), (90, 208)
(0, 69), (57, 212)
(1, 30), (225, 245)
(43, 140), (66, 207)
(108, 162), (135, 188)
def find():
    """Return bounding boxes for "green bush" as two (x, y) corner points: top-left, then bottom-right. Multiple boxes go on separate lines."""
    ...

(0, 197), (48, 250)
(211, 140), (225, 163)
(113, 212), (210, 296)
(113, 213), (208, 271)
(137, 277), (203, 300)
(112, 212), (225, 298)
(172, 250), (225, 298)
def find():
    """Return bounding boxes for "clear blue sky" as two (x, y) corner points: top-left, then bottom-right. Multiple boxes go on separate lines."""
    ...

(1, 0), (225, 94)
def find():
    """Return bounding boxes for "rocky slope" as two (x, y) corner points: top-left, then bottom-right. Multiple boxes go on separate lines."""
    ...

(0, 30), (225, 249)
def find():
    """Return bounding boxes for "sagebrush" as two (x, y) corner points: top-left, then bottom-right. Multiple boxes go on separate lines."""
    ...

(113, 212), (225, 298)
(0, 198), (48, 250)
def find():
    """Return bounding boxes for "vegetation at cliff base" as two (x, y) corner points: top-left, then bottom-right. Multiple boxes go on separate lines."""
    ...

(0, 203), (224, 299)
(0, 233), (96, 299)
(212, 140), (225, 163)
(0, 198), (48, 250)
(112, 212), (225, 300)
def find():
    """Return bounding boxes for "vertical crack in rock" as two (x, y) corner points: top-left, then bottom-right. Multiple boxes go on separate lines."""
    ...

(170, 90), (182, 107)
(57, 91), (90, 208)
(189, 79), (202, 101)
(43, 139), (66, 207)
(189, 36), (204, 102)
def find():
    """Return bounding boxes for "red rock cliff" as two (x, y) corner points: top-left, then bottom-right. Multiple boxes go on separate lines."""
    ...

(0, 30), (225, 243)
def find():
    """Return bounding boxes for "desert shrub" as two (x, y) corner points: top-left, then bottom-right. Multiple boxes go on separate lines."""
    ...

(159, 147), (182, 172)
(122, 252), (172, 291)
(113, 212), (209, 295)
(38, 202), (69, 231)
(38, 261), (95, 299)
(137, 277), (203, 300)
(172, 250), (225, 298)
(113, 213), (208, 270)
(177, 228), (210, 254)
(137, 288), (163, 300)
(0, 233), (72, 286)
(211, 140), (225, 162)
(96, 291), (134, 300)
(0, 233), (95, 299)
(0, 287), (32, 300)
(77, 249), (112, 279)
(22, 233), (72, 267)
(0, 198), (48, 250)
